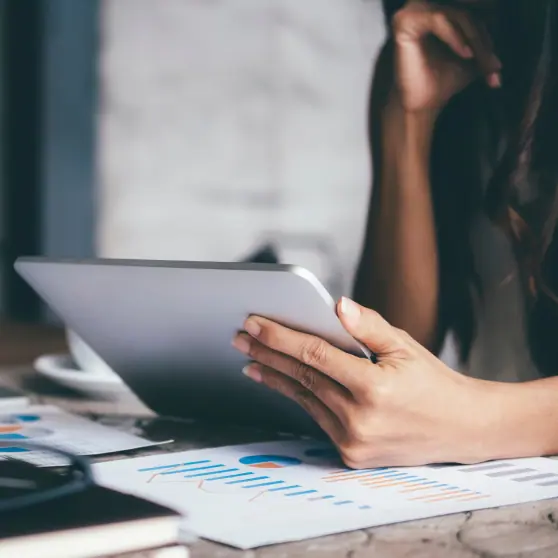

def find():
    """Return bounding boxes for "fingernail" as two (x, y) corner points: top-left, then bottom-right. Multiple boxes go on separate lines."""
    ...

(463, 45), (473, 58)
(488, 72), (501, 88)
(244, 319), (261, 338)
(340, 297), (360, 320)
(490, 54), (503, 69)
(242, 364), (262, 383)
(232, 335), (251, 354)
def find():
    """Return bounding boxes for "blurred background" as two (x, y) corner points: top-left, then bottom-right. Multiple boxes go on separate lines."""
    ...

(0, 0), (385, 324)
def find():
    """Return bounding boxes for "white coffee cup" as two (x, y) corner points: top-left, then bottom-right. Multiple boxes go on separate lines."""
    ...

(66, 329), (116, 378)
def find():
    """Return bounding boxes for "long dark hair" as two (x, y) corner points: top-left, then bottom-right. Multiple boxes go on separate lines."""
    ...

(379, 0), (558, 375)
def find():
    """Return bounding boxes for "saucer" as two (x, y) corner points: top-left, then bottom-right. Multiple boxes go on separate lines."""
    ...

(33, 354), (131, 400)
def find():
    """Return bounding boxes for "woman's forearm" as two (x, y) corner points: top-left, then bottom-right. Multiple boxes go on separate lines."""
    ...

(478, 377), (558, 460)
(354, 92), (441, 350)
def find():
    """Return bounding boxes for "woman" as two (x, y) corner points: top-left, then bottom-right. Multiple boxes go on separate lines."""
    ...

(232, 0), (558, 467)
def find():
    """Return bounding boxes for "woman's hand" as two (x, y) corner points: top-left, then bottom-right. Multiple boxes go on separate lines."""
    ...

(392, 0), (502, 114)
(232, 298), (503, 468)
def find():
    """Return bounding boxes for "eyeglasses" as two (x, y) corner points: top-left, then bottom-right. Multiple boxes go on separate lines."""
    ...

(0, 441), (95, 513)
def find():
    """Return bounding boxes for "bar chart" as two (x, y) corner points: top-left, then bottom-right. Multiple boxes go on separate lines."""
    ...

(323, 468), (489, 503)
(446, 461), (558, 487)
(0, 413), (53, 453)
(138, 455), (373, 510)
(94, 439), (558, 549)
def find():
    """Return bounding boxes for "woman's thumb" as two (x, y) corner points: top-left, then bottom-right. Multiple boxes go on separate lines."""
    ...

(337, 297), (400, 354)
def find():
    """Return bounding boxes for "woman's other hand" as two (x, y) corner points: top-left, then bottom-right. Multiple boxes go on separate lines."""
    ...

(232, 298), (504, 468)
(392, 0), (502, 114)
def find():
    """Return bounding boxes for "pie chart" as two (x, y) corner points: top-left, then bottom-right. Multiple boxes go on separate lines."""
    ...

(239, 455), (302, 469)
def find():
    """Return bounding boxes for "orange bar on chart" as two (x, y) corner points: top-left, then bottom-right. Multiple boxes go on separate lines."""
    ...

(400, 485), (443, 494)
(361, 476), (409, 485)
(420, 492), (474, 503)
(324, 469), (381, 479)
(324, 470), (370, 480)
(0, 426), (21, 433)
(409, 490), (464, 501)
(325, 472), (385, 483)
(359, 475), (397, 485)
(400, 484), (452, 493)
(362, 479), (422, 489)
(423, 492), (491, 503)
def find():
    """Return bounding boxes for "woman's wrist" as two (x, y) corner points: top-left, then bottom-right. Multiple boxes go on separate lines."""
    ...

(383, 90), (438, 165)
(386, 88), (439, 132)
(465, 377), (558, 462)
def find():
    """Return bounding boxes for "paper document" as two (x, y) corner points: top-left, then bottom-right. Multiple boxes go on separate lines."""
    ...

(94, 439), (558, 548)
(0, 405), (158, 466)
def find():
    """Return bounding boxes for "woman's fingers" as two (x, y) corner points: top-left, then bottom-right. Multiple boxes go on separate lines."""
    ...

(477, 22), (501, 87)
(450, 12), (501, 86)
(233, 333), (352, 418)
(394, 3), (502, 87)
(238, 317), (369, 393)
(243, 363), (344, 443)
(429, 11), (475, 60)
(337, 298), (408, 359)
(394, 6), (473, 60)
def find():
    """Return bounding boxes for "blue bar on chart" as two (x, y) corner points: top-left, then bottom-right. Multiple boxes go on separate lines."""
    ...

(138, 460), (211, 472)
(184, 468), (239, 479)
(246, 481), (285, 488)
(309, 495), (335, 501)
(206, 472), (254, 482)
(268, 485), (301, 492)
(228, 476), (269, 485)
(162, 464), (226, 475)
(285, 490), (318, 497)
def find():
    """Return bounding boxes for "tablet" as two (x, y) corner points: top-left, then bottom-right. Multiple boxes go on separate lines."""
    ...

(15, 258), (369, 436)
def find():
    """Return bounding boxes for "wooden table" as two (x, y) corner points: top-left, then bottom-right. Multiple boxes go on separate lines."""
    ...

(0, 322), (67, 366)
(3, 326), (558, 557)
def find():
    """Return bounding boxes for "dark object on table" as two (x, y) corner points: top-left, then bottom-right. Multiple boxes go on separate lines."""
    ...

(0, 455), (181, 558)
(242, 243), (279, 264)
